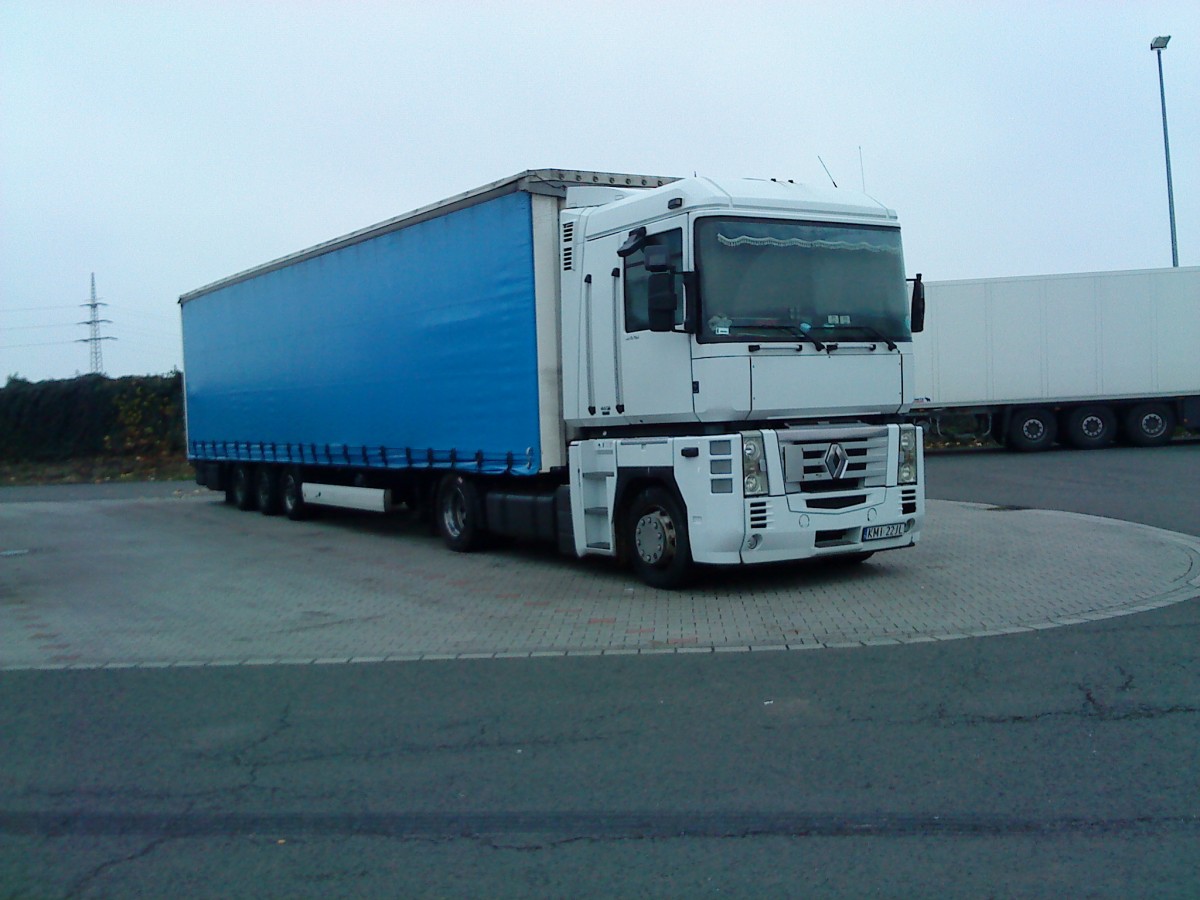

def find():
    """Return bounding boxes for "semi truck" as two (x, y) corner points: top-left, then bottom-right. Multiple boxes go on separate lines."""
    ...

(181, 169), (927, 587)
(911, 267), (1200, 451)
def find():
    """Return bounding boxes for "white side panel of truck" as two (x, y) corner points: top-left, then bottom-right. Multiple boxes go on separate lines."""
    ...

(915, 267), (1200, 408)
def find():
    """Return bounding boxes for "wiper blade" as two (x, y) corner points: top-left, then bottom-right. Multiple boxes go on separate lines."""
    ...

(829, 324), (897, 351)
(730, 322), (825, 351)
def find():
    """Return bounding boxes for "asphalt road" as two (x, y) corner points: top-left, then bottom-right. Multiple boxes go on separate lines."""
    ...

(926, 439), (1200, 536)
(2, 445), (1198, 898)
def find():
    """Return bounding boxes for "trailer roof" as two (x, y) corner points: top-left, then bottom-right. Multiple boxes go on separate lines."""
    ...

(179, 169), (679, 303)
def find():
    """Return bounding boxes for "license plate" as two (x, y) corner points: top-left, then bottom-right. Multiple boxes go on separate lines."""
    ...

(862, 523), (905, 541)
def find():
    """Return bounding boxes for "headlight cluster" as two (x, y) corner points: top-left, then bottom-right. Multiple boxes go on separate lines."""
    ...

(898, 425), (919, 485)
(742, 431), (768, 496)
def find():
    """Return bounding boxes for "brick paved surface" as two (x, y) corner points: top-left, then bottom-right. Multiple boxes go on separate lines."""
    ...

(1, 492), (1197, 669)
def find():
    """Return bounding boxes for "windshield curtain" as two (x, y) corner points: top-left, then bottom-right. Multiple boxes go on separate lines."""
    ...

(694, 217), (911, 343)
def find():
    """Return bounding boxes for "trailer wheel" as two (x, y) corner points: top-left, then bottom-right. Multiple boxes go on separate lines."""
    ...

(280, 469), (308, 521)
(1062, 405), (1116, 450)
(437, 474), (483, 552)
(625, 486), (692, 589)
(232, 464), (258, 511)
(1006, 408), (1056, 452)
(1122, 403), (1175, 447)
(256, 466), (281, 515)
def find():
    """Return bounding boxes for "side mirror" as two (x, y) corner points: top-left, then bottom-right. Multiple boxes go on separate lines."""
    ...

(647, 272), (677, 332)
(909, 273), (925, 333)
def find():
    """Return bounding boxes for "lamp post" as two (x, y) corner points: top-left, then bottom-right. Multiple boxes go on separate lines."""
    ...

(1150, 35), (1178, 267)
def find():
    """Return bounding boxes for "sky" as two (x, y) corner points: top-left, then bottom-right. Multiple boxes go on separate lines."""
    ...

(2, 0), (1197, 383)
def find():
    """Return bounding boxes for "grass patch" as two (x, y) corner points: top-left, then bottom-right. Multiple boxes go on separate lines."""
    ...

(0, 454), (194, 486)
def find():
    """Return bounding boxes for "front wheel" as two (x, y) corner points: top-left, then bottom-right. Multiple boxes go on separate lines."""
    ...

(624, 486), (692, 589)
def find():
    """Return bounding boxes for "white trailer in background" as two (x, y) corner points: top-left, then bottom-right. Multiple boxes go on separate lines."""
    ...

(911, 267), (1200, 451)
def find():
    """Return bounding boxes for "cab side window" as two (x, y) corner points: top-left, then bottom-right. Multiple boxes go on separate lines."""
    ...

(624, 228), (683, 332)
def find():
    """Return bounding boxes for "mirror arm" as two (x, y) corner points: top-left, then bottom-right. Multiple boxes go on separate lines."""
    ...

(617, 226), (647, 259)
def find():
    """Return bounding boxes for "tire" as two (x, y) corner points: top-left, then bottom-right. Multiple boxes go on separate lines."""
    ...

(1062, 405), (1116, 450)
(232, 464), (258, 511)
(436, 474), (483, 552)
(1006, 407), (1056, 452)
(625, 486), (692, 589)
(256, 466), (281, 516)
(1122, 402), (1176, 447)
(280, 468), (308, 521)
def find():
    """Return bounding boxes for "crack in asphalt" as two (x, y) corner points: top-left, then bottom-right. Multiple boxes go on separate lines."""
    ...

(850, 697), (1200, 729)
(59, 801), (201, 899)
(225, 730), (638, 770)
(949, 703), (1199, 727)
(225, 702), (294, 798)
(4, 810), (1198, 841)
(63, 835), (171, 899)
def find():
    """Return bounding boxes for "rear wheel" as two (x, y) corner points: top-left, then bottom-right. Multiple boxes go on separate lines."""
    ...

(232, 464), (257, 511)
(625, 486), (692, 589)
(437, 474), (483, 552)
(256, 466), (281, 515)
(1122, 402), (1175, 447)
(1007, 407), (1057, 452)
(1062, 405), (1116, 450)
(280, 468), (308, 520)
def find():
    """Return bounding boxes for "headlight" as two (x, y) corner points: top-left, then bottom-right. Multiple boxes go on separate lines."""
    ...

(897, 425), (919, 485)
(741, 431), (768, 497)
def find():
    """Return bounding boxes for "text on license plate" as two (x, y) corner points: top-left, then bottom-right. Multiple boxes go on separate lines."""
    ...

(862, 523), (905, 541)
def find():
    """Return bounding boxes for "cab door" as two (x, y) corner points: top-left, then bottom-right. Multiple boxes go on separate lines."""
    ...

(605, 219), (695, 424)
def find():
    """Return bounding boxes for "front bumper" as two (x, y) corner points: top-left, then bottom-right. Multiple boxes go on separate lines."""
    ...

(688, 484), (923, 566)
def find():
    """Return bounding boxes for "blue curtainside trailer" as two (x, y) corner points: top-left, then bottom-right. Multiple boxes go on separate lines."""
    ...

(182, 190), (546, 476)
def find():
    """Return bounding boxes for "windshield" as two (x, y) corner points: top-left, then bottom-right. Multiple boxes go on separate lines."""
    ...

(694, 217), (911, 344)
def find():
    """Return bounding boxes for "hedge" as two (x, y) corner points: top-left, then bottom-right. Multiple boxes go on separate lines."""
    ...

(0, 373), (184, 462)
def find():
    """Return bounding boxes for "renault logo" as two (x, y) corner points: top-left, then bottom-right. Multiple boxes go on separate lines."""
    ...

(824, 443), (849, 479)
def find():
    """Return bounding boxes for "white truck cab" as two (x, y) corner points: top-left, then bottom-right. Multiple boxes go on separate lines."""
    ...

(558, 176), (925, 587)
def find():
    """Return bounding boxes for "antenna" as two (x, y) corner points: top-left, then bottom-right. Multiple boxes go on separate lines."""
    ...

(817, 156), (838, 188)
(77, 273), (115, 374)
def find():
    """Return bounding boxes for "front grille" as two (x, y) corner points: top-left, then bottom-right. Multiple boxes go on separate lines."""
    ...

(780, 427), (889, 492)
(902, 488), (918, 515)
(749, 500), (770, 530)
